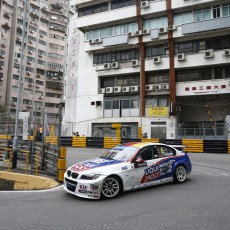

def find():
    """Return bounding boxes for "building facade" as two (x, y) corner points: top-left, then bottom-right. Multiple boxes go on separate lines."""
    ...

(0, 0), (71, 130)
(64, 0), (230, 140)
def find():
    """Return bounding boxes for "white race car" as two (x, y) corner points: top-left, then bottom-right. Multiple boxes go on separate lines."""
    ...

(64, 142), (192, 199)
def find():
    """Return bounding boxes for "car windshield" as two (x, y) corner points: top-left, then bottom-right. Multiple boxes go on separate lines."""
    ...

(100, 145), (139, 162)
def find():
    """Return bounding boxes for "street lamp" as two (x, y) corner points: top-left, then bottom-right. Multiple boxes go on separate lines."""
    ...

(12, 0), (29, 168)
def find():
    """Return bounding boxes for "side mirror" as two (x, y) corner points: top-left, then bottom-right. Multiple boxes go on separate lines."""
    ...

(135, 157), (144, 163)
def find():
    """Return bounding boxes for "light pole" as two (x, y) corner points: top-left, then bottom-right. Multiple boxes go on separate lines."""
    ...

(12, 0), (29, 168)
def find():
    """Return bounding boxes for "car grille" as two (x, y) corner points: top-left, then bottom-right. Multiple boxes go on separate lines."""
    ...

(67, 170), (79, 179)
(65, 178), (78, 185)
(66, 183), (76, 192)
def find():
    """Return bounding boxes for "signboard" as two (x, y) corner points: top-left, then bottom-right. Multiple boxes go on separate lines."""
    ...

(176, 79), (230, 96)
(147, 107), (169, 117)
(19, 112), (30, 140)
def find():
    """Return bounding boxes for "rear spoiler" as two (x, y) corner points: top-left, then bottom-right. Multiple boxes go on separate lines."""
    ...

(169, 145), (187, 151)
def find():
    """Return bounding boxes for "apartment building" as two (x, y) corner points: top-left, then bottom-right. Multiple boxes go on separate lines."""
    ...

(0, 0), (71, 126)
(64, 0), (230, 140)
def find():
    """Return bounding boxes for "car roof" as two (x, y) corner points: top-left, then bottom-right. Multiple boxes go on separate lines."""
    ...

(121, 142), (170, 148)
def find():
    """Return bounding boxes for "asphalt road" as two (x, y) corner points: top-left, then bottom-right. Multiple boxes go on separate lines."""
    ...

(0, 148), (230, 230)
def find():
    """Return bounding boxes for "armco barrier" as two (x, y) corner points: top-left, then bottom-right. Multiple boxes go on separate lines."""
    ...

(86, 137), (104, 148)
(58, 147), (66, 182)
(104, 137), (120, 149)
(182, 139), (203, 153)
(228, 140), (230, 154)
(142, 138), (159, 143)
(72, 136), (86, 147)
(160, 139), (182, 145)
(203, 140), (228, 153)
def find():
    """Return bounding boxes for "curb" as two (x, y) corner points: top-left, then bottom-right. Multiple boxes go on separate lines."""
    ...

(0, 171), (59, 191)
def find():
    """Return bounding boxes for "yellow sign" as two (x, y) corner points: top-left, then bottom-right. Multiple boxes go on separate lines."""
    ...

(147, 107), (169, 117)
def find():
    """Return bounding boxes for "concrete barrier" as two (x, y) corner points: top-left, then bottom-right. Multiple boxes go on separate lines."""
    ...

(0, 171), (59, 190)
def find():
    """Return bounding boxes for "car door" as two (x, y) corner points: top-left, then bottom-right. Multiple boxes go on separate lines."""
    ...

(129, 146), (157, 189)
(129, 145), (176, 189)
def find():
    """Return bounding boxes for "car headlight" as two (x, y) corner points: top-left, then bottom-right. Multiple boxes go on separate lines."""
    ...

(80, 174), (102, 180)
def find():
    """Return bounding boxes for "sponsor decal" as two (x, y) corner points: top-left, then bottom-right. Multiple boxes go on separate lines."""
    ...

(122, 166), (128, 170)
(70, 158), (122, 172)
(136, 162), (147, 168)
(90, 184), (99, 190)
(141, 159), (175, 183)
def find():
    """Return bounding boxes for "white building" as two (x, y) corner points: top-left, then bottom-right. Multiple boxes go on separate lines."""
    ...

(63, 0), (230, 140)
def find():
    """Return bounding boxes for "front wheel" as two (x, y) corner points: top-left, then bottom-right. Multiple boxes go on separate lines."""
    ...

(174, 165), (187, 183)
(101, 176), (121, 199)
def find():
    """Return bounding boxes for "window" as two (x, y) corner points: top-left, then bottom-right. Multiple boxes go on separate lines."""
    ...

(155, 146), (175, 157)
(145, 45), (166, 58)
(137, 147), (153, 161)
(213, 6), (221, 18)
(78, 2), (108, 17)
(111, 0), (135, 10)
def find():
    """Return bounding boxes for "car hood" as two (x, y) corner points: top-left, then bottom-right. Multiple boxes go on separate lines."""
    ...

(69, 158), (124, 173)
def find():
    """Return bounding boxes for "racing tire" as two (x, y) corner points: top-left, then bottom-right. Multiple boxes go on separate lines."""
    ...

(174, 165), (187, 183)
(101, 176), (121, 199)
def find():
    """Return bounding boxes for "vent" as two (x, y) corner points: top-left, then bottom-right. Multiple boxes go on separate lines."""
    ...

(114, 86), (121, 93)
(177, 53), (186, 61)
(142, 29), (150, 35)
(104, 63), (111, 70)
(98, 88), (105, 94)
(111, 62), (119, 69)
(141, 1), (150, 8)
(131, 59), (139, 67)
(153, 56), (161, 64)
(223, 50), (230, 57)
(161, 84), (169, 90)
(155, 85), (162, 91)
(135, 30), (142, 36)
(131, 86), (139, 92)
(128, 32), (135, 37)
(122, 86), (130, 92)
(145, 84), (154, 91)
(167, 25), (177, 31)
(94, 38), (101, 44)
(106, 87), (113, 93)
(204, 50), (213, 58)
(158, 27), (167, 34)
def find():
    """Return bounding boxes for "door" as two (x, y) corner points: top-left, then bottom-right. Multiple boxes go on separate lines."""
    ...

(151, 126), (166, 139)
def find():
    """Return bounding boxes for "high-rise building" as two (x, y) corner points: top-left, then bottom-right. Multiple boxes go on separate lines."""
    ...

(64, 0), (230, 140)
(0, 0), (71, 122)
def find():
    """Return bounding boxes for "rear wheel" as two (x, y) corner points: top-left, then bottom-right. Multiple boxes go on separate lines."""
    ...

(174, 165), (187, 183)
(101, 176), (121, 199)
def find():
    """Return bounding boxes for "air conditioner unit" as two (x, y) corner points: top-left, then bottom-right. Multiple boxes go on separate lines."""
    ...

(177, 53), (186, 61)
(104, 63), (111, 70)
(26, 71), (31, 75)
(0, 54), (5, 58)
(89, 39), (95, 45)
(176, 106), (181, 112)
(142, 29), (150, 35)
(28, 40), (33, 44)
(131, 59), (139, 67)
(27, 104), (32, 108)
(159, 27), (167, 34)
(131, 86), (139, 92)
(161, 84), (169, 90)
(141, 1), (150, 8)
(39, 96), (43, 99)
(223, 49), (230, 56)
(114, 86), (121, 93)
(106, 87), (113, 93)
(40, 34), (44, 38)
(28, 83), (33, 87)
(155, 85), (162, 91)
(111, 62), (119, 69)
(36, 74), (40, 78)
(135, 30), (142, 36)
(11, 102), (16, 106)
(128, 32), (135, 37)
(38, 107), (41, 110)
(94, 38), (102, 44)
(95, 65), (104, 71)
(98, 88), (105, 94)
(27, 61), (32, 64)
(39, 54), (43, 58)
(153, 56), (161, 64)
(167, 25), (177, 31)
(28, 50), (33, 54)
(59, 69), (64, 72)
(0, 66), (3, 69)
(17, 25), (22, 30)
(1, 44), (6, 47)
(145, 85), (154, 91)
(204, 50), (213, 58)
(122, 86), (130, 92)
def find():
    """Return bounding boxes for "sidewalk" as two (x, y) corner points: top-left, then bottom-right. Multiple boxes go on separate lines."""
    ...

(0, 159), (60, 191)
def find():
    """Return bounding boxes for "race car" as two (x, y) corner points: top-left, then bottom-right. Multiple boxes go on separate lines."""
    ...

(64, 142), (192, 199)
